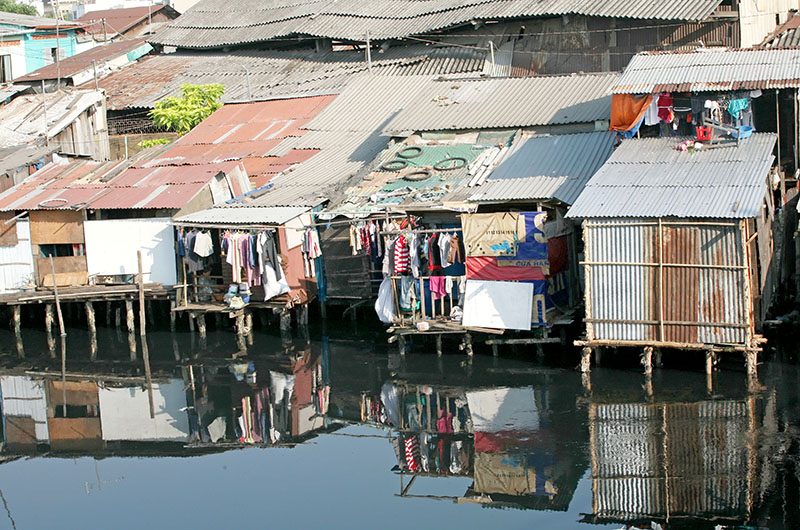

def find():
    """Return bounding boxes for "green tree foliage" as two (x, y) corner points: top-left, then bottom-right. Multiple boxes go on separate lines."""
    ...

(0, 0), (39, 16)
(137, 138), (173, 149)
(149, 84), (224, 136)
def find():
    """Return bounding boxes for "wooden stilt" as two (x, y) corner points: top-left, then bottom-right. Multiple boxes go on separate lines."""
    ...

(580, 347), (592, 374)
(145, 299), (155, 327)
(197, 313), (207, 340)
(436, 335), (443, 356)
(105, 301), (112, 328)
(169, 300), (176, 332)
(245, 312), (253, 334)
(279, 310), (291, 332)
(463, 333), (473, 357)
(188, 313), (195, 332)
(745, 349), (757, 377)
(641, 346), (653, 376)
(115, 306), (121, 329)
(491, 343), (498, 357)
(594, 346), (602, 365)
(125, 300), (135, 334)
(536, 343), (544, 362)
(398, 335), (406, 356)
(11, 305), (22, 357)
(236, 312), (247, 353)
(45, 304), (55, 357)
(172, 337), (180, 361)
(654, 348), (663, 368)
(85, 302), (97, 361)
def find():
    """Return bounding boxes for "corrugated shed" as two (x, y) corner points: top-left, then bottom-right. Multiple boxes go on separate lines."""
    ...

(612, 48), (800, 94)
(385, 73), (615, 133)
(583, 219), (749, 345)
(469, 132), (614, 205)
(149, 0), (724, 48)
(14, 38), (151, 83)
(175, 205), (308, 225)
(566, 134), (777, 219)
(87, 46), (486, 110)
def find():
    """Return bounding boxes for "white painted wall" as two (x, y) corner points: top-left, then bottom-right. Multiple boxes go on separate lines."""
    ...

(83, 217), (177, 286)
(0, 220), (34, 293)
(99, 379), (189, 441)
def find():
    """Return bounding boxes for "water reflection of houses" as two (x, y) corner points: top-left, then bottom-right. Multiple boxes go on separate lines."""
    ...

(584, 396), (763, 527)
(366, 380), (587, 511)
(0, 350), (331, 455)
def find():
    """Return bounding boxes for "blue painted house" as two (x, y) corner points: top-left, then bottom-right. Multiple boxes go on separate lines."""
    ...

(0, 13), (84, 83)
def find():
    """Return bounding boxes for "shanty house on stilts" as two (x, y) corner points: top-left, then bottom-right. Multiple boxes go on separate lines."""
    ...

(566, 133), (779, 379)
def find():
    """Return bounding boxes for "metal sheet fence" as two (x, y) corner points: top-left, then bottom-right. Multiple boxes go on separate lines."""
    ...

(584, 218), (750, 346)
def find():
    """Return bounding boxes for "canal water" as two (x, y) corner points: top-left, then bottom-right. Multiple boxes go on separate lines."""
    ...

(0, 315), (797, 529)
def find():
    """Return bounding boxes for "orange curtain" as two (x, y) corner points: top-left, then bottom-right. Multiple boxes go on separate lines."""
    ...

(609, 94), (653, 132)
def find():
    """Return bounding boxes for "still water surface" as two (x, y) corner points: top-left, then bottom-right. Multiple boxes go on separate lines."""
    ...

(0, 317), (796, 529)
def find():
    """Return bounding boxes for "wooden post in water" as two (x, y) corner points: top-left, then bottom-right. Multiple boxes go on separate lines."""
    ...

(125, 299), (136, 360)
(463, 332), (473, 357)
(245, 312), (254, 346)
(197, 313), (207, 350)
(169, 300), (176, 332)
(45, 304), (55, 356)
(641, 346), (653, 376)
(49, 256), (67, 415)
(436, 335), (443, 356)
(138, 251), (155, 419)
(105, 301), (112, 328)
(235, 312), (247, 353)
(580, 347), (592, 373)
(85, 301), (97, 360)
(114, 305), (121, 329)
(11, 305), (22, 357)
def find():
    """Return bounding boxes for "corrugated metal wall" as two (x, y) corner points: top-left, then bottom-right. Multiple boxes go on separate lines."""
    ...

(0, 220), (34, 293)
(585, 218), (750, 346)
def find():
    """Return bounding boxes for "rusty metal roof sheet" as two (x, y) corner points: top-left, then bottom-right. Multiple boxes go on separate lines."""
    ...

(150, 0), (723, 49)
(86, 45), (486, 110)
(76, 5), (178, 36)
(15, 38), (151, 84)
(385, 72), (616, 133)
(612, 48), (800, 94)
(469, 132), (615, 205)
(566, 133), (778, 219)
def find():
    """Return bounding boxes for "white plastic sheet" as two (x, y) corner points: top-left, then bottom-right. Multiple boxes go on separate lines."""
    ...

(462, 279), (533, 330)
(84, 218), (177, 285)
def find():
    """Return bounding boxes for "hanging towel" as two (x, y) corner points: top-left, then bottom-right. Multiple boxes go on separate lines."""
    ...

(430, 275), (447, 300)
(609, 93), (654, 132)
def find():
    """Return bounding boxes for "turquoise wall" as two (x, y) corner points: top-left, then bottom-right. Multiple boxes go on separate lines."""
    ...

(23, 31), (78, 74)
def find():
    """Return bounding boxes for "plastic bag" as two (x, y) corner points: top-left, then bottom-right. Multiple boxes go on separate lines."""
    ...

(375, 278), (395, 324)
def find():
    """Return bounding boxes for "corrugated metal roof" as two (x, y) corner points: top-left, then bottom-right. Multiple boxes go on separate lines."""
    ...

(612, 48), (800, 94)
(76, 5), (178, 36)
(14, 38), (151, 83)
(385, 73), (616, 133)
(0, 12), (82, 28)
(150, 0), (724, 49)
(0, 89), (104, 148)
(468, 132), (615, 205)
(175, 205), (308, 225)
(0, 154), (232, 211)
(566, 133), (777, 219)
(86, 45), (486, 110)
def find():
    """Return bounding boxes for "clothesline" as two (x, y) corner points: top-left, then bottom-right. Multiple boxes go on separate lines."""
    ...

(380, 228), (462, 236)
